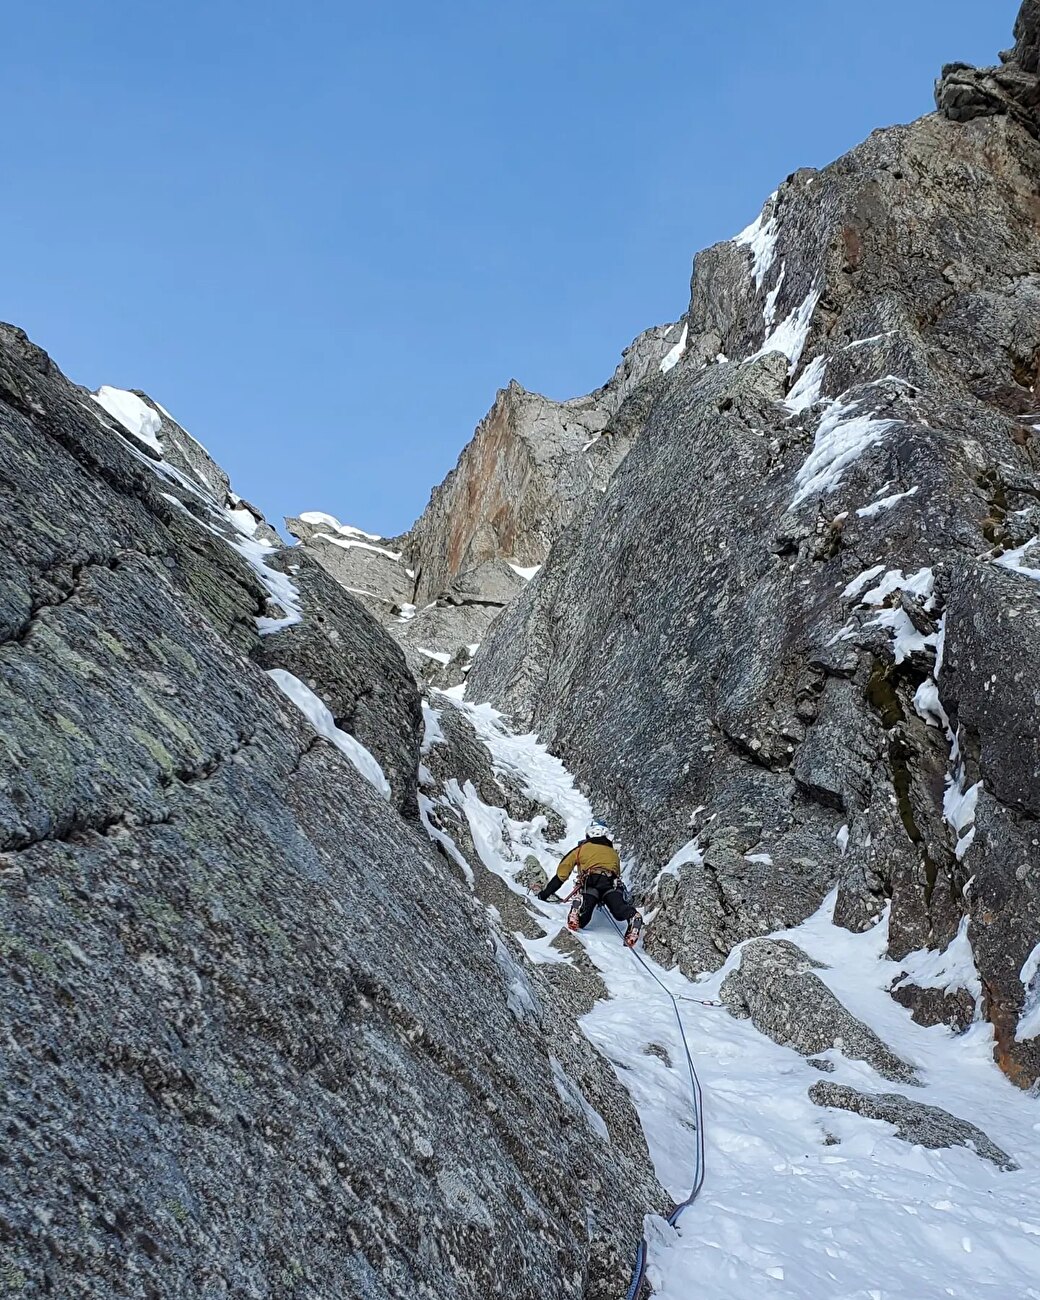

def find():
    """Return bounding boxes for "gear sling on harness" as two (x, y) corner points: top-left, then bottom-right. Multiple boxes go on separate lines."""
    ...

(566, 846), (637, 929)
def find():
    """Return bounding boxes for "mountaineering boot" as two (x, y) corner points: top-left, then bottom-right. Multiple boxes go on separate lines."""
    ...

(624, 914), (643, 948)
(566, 904), (581, 932)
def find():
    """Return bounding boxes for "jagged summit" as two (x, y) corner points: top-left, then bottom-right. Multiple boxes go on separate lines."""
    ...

(288, 321), (682, 685)
(936, 0), (1040, 134)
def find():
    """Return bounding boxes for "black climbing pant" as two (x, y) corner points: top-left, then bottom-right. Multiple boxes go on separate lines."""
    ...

(575, 872), (637, 929)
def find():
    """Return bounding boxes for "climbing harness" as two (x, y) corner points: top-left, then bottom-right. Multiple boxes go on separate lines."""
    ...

(605, 913), (707, 1300)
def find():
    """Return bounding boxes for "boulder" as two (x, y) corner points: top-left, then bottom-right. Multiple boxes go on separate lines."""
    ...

(809, 1082), (1018, 1170)
(721, 941), (920, 1084)
(890, 981), (976, 1034)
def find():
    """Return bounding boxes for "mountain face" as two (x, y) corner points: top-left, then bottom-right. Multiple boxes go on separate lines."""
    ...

(3, 7), (1040, 1299)
(470, 12), (1040, 1090)
(0, 327), (660, 1298)
(288, 323), (680, 686)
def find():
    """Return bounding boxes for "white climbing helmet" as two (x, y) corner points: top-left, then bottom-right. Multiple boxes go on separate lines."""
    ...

(586, 820), (612, 842)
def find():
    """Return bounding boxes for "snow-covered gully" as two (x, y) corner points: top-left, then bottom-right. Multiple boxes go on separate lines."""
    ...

(423, 696), (1040, 1300)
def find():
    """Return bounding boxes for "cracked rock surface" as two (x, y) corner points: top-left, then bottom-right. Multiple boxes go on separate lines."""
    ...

(0, 323), (660, 1299)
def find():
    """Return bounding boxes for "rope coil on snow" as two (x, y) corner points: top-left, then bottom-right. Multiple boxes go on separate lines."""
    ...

(605, 915), (707, 1300)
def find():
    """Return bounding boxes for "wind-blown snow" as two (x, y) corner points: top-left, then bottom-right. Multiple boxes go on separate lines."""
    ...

(266, 668), (391, 798)
(895, 917), (982, 1007)
(656, 837), (705, 883)
(763, 262), (787, 329)
(92, 386), (162, 453)
(784, 354), (827, 414)
(324, 535), (403, 561)
(860, 567), (935, 607)
(508, 563), (541, 581)
(298, 511), (383, 541)
(842, 568), (937, 665)
(996, 537), (1040, 583)
(944, 772), (983, 861)
(659, 323), (689, 374)
(228, 503), (259, 536)
(89, 390), (303, 635)
(421, 701), (446, 753)
(733, 195), (779, 289)
(842, 565), (887, 600)
(834, 568), (938, 664)
(418, 792), (474, 885)
(231, 534), (303, 634)
(843, 331), (896, 351)
(857, 485), (920, 518)
(790, 398), (899, 508)
(419, 698), (1040, 1299)
(909, 618), (984, 859)
(869, 607), (939, 664)
(417, 647), (451, 666)
(752, 286), (822, 375)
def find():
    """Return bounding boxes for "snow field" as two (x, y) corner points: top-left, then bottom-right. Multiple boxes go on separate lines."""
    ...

(423, 695), (1040, 1300)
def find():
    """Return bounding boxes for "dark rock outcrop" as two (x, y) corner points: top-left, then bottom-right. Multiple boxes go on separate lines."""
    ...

(0, 324), (659, 1298)
(809, 1082), (1017, 1170)
(936, 2), (1040, 137)
(890, 981), (977, 1034)
(720, 941), (920, 1084)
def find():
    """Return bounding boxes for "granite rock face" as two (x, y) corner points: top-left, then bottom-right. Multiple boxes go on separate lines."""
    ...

(470, 4), (1040, 1087)
(290, 323), (680, 684)
(720, 941), (920, 1085)
(0, 324), (660, 1299)
(809, 1082), (1017, 1170)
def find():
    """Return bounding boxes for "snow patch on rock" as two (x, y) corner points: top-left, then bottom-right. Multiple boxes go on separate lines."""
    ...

(733, 194), (780, 289)
(659, 322), (689, 374)
(790, 398), (899, 508)
(267, 668), (391, 798)
(92, 386), (163, 453)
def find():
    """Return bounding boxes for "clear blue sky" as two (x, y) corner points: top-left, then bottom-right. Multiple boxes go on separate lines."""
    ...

(4, 1), (1017, 535)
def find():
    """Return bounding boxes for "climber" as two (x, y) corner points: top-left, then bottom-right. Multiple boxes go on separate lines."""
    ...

(535, 821), (643, 947)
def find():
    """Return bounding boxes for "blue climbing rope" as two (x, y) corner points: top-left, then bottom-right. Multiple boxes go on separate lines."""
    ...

(605, 915), (707, 1300)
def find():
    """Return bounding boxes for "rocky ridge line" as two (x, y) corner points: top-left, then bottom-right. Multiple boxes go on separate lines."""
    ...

(288, 321), (682, 686)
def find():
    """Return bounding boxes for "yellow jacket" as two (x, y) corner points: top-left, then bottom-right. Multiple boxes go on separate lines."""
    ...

(554, 839), (621, 883)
